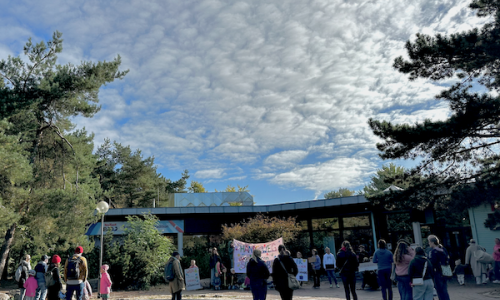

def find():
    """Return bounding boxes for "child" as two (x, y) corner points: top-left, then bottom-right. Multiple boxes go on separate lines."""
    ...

(228, 268), (239, 290)
(189, 260), (197, 268)
(83, 280), (93, 300)
(24, 270), (38, 300)
(100, 265), (112, 299)
(454, 259), (466, 286)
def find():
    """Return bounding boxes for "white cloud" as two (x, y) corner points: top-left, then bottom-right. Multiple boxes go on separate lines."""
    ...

(195, 169), (226, 179)
(270, 157), (377, 192)
(0, 0), (481, 199)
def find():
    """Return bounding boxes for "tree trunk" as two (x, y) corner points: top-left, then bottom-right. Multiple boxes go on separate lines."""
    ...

(0, 223), (16, 279)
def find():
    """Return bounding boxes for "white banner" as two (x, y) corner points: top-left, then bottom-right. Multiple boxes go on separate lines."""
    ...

(184, 267), (202, 291)
(294, 258), (308, 282)
(233, 238), (283, 273)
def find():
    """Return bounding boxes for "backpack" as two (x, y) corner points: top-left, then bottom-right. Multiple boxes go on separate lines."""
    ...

(45, 269), (56, 287)
(165, 261), (175, 281)
(15, 265), (23, 282)
(66, 256), (82, 280)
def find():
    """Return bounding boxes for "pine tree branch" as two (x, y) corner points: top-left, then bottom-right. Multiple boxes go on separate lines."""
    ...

(0, 72), (15, 86)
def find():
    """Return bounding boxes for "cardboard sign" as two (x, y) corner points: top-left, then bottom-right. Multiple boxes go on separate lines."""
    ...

(233, 238), (283, 273)
(184, 267), (202, 291)
(294, 258), (308, 282)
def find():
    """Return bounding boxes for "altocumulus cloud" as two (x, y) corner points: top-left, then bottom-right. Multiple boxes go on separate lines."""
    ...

(0, 0), (486, 197)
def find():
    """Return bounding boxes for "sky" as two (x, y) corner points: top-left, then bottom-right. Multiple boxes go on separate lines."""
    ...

(0, 0), (488, 205)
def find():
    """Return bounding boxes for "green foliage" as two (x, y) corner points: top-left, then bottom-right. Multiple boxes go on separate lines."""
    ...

(222, 214), (301, 244)
(368, 1), (500, 212)
(324, 188), (355, 199)
(0, 31), (127, 278)
(98, 214), (175, 290)
(188, 181), (206, 193)
(181, 236), (211, 279)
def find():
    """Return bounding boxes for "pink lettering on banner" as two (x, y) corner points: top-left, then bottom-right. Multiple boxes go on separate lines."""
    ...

(232, 238), (283, 274)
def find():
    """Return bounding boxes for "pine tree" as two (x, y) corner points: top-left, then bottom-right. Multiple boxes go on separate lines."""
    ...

(368, 0), (500, 211)
(0, 32), (127, 277)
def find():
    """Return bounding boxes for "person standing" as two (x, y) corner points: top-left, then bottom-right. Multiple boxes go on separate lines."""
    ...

(373, 240), (393, 300)
(46, 255), (62, 300)
(323, 247), (339, 288)
(272, 245), (298, 300)
(393, 240), (415, 300)
(24, 270), (38, 300)
(167, 251), (184, 300)
(465, 238), (489, 284)
(246, 249), (270, 300)
(209, 248), (221, 289)
(64, 246), (88, 300)
(494, 238), (500, 283)
(427, 235), (450, 300)
(310, 249), (321, 289)
(409, 247), (434, 300)
(18, 254), (31, 300)
(99, 265), (112, 300)
(337, 241), (359, 300)
(34, 255), (49, 300)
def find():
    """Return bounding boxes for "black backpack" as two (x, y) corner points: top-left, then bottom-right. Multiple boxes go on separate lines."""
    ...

(165, 261), (175, 281)
(66, 256), (81, 280)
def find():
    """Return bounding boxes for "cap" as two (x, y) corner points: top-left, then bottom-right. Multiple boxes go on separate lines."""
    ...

(51, 255), (61, 264)
(75, 246), (83, 254)
(469, 239), (476, 244)
(28, 270), (36, 276)
(41, 255), (48, 261)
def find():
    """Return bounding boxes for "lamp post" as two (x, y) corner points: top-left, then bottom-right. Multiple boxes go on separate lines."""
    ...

(96, 201), (109, 298)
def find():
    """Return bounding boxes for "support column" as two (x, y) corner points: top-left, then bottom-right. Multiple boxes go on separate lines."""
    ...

(412, 222), (422, 247)
(177, 232), (183, 256)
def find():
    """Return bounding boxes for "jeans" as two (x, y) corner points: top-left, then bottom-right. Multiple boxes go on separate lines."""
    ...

(396, 275), (412, 300)
(378, 268), (393, 300)
(210, 268), (216, 287)
(433, 273), (450, 300)
(35, 279), (47, 300)
(171, 291), (181, 300)
(66, 282), (84, 300)
(250, 282), (267, 300)
(340, 274), (358, 300)
(412, 279), (434, 300)
(326, 270), (338, 285)
(313, 269), (321, 287)
(20, 288), (26, 300)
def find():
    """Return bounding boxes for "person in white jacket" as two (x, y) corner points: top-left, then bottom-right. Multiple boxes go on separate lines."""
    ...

(323, 247), (339, 288)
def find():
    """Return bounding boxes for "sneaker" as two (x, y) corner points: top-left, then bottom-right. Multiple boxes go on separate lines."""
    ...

(336, 284), (340, 288)
(330, 284), (333, 288)
(494, 280), (500, 284)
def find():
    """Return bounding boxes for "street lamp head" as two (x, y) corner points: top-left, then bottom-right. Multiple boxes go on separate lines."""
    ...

(96, 201), (109, 214)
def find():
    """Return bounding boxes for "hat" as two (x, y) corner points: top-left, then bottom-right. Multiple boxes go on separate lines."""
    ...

(469, 239), (476, 244)
(172, 251), (180, 257)
(52, 255), (61, 264)
(28, 270), (36, 276)
(75, 246), (83, 254)
(101, 264), (109, 271)
(41, 255), (48, 261)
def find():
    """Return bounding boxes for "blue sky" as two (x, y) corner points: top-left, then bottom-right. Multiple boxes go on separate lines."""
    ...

(0, 0), (486, 205)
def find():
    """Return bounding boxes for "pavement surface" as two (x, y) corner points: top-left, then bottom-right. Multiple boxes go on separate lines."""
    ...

(2, 276), (499, 300)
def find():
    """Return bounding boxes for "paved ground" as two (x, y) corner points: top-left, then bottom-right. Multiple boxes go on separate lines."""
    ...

(2, 276), (499, 299)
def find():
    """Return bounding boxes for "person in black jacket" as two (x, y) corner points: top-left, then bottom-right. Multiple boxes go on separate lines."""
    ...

(409, 247), (434, 300)
(337, 241), (359, 300)
(209, 247), (221, 289)
(272, 245), (298, 300)
(46, 255), (63, 300)
(247, 249), (270, 300)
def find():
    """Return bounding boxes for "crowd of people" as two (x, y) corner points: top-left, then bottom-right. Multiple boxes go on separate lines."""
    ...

(16, 247), (112, 300)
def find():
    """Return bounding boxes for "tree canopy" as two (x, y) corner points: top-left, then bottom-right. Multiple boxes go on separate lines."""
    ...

(324, 188), (356, 199)
(368, 0), (500, 211)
